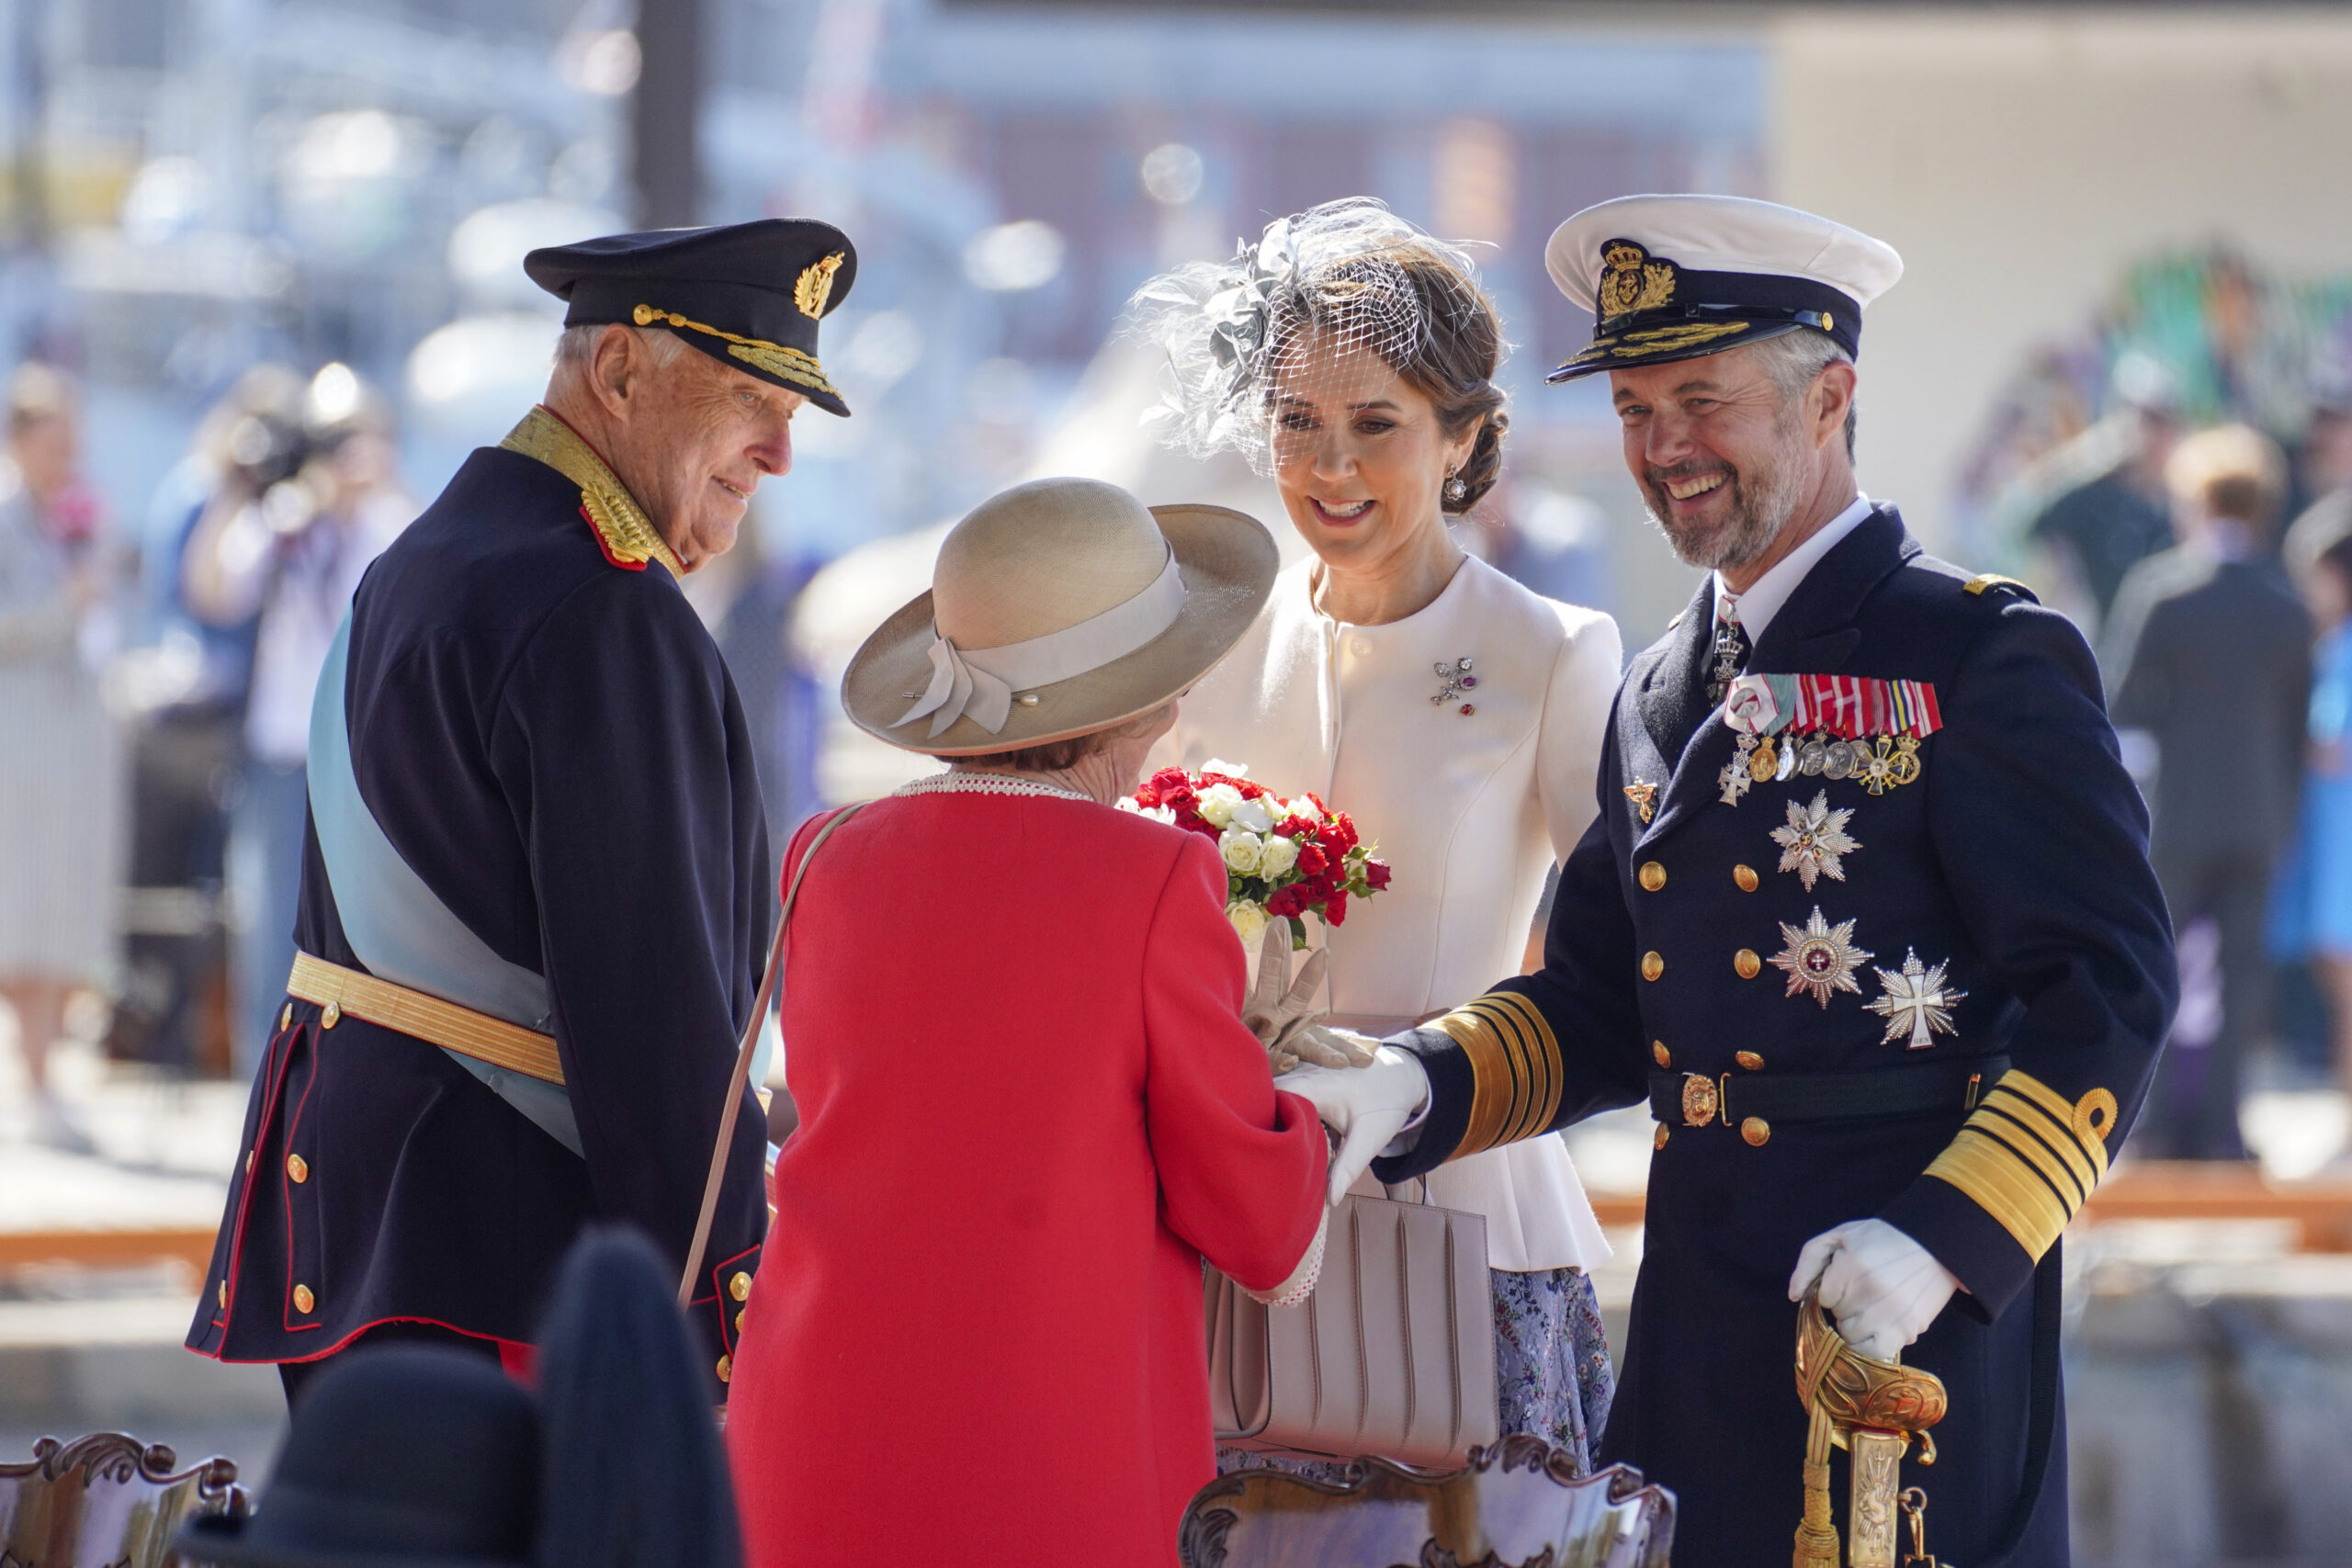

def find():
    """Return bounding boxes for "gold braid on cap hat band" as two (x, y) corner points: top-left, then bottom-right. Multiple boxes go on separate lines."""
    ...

(630, 304), (840, 398)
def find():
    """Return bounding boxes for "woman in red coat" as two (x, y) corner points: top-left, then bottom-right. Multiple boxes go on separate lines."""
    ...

(725, 477), (1329, 1568)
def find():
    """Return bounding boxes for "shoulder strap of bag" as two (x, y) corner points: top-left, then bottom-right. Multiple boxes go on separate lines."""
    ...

(677, 801), (870, 1307)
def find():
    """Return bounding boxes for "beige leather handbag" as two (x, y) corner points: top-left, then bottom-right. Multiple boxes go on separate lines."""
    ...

(1205, 1190), (1498, 1470)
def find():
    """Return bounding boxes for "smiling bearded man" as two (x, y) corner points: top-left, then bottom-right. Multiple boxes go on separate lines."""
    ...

(187, 220), (856, 1407)
(1281, 196), (2176, 1568)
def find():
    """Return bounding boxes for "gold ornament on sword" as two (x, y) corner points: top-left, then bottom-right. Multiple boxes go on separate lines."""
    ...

(1792, 1292), (1948, 1568)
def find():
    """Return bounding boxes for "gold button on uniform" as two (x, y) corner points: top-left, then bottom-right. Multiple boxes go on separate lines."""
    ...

(292, 1284), (315, 1314)
(736, 1309), (747, 1335)
(716, 1355), (732, 1384)
(320, 1001), (341, 1029)
(729, 1271), (752, 1303)
(1736, 1051), (1765, 1071)
(286, 1154), (309, 1184)
(218, 1280), (227, 1309)
(1642, 952), (1665, 982)
(1638, 862), (1667, 892)
(1734, 864), (1758, 892)
(1735, 948), (1762, 979)
(1652, 1041), (1671, 1068)
(244, 1150), (254, 1175)
(1741, 1117), (1771, 1146)
(279, 1004), (292, 1031)
(1653, 1123), (1670, 1151)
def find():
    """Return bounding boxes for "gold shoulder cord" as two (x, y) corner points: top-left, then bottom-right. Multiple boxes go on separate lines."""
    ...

(500, 406), (683, 579)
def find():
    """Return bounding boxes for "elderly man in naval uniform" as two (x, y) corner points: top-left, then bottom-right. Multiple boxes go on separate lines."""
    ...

(1288, 197), (2177, 1566)
(186, 220), (859, 1404)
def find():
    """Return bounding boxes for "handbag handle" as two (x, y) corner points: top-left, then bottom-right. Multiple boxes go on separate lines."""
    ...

(676, 801), (869, 1308)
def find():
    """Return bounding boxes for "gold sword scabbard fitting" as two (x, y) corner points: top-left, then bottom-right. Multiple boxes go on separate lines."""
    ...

(1792, 1292), (1948, 1568)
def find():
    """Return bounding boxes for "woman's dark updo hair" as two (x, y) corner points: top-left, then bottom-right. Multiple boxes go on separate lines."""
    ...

(1284, 240), (1510, 516)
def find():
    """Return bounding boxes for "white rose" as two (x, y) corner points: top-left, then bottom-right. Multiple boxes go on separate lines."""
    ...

(1201, 758), (1250, 779)
(1229, 796), (1274, 833)
(1256, 833), (1300, 877)
(1197, 782), (1244, 828)
(1283, 795), (1322, 823)
(1227, 899), (1269, 947)
(1219, 828), (1264, 875)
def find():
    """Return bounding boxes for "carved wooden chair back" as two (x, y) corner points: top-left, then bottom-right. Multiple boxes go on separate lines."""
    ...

(1180, 1437), (1674, 1568)
(0, 1435), (246, 1568)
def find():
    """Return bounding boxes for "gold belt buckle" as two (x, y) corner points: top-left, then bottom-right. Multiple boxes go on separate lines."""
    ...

(1681, 1073), (1719, 1128)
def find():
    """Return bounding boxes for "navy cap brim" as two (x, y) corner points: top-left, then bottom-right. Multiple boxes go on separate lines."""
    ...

(1547, 316), (1815, 384)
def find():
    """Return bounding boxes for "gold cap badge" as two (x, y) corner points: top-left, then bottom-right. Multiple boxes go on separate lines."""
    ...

(1597, 238), (1678, 321)
(795, 252), (845, 320)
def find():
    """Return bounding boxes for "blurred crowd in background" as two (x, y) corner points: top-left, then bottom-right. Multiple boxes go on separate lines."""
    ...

(3, 0), (2352, 1181)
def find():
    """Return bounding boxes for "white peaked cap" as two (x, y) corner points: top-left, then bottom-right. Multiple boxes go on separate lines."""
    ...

(1546, 194), (1903, 315)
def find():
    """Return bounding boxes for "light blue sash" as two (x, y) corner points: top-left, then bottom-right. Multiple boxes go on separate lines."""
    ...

(306, 614), (585, 1155)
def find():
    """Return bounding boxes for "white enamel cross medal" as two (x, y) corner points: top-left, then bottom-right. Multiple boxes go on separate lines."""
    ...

(1719, 736), (1758, 806)
(1866, 948), (1967, 1049)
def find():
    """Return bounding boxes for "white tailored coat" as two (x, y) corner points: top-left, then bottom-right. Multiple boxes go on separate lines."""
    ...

(1156, 553), (1623, 1272)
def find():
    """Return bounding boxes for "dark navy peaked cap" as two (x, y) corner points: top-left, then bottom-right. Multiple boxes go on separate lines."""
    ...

(526, 219), (858, 416)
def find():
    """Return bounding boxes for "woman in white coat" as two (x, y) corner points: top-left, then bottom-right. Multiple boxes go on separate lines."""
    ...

(1134, 201), (1623, 1472)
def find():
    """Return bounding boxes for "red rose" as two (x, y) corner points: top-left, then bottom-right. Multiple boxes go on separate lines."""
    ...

(1295, 844), (1328, 877)
(1324, 890), (1349, 927)
(1149, 767), (1190, 793)
(1364, 859), (1393, 891)
(1266, 885), (1307, 918)
(1274, 816), (1315, 840)
(1315, 823), (1350, 857)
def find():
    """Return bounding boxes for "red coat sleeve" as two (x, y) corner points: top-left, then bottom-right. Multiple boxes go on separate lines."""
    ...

(1139, 832), (1329, 1293)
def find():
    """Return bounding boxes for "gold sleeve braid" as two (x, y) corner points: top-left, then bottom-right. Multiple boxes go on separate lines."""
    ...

(1922, 1068), (2119, 1260)
(1431, 992), (1564, 1161)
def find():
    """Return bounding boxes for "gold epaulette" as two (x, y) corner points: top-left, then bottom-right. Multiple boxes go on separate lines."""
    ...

(1430, 992), (1563, 1161)
(1962, 572), (2036, 600)
(1922, 1068), (2117, 1259)
(500, 406), (684, 579)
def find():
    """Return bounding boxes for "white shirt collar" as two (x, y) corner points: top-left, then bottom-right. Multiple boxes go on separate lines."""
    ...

(1712, 493), (1875, 648)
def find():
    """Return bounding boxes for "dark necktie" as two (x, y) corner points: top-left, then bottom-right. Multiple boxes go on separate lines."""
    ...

(1706, 599), (1749, 709)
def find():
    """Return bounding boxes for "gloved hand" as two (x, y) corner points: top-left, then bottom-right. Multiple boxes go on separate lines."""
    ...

(1276, 1046), (1430, 1207)
(1787, 1218), (1962, 1362)
(1244, 923), (1372, 1071)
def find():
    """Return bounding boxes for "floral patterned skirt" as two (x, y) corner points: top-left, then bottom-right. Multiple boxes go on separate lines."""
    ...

(1216, 1265), (1615, 1482)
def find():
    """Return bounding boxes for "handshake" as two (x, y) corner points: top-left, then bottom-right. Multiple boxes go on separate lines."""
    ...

(1240, 923), (1427, 1208)
(1245, 923), (1962, 1360)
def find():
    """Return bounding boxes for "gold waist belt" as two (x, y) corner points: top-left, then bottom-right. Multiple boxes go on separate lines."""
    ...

(287, 952), (566, 1087)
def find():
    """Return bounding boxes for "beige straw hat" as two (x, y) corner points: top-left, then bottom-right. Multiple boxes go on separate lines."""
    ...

(843, 476), (1277, 755)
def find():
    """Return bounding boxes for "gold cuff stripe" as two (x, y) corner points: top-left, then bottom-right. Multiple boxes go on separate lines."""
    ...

(1973, 1101), (2090, 1211)
(1925, 1126), (2075, 1260)
(1990, 1070), (2110, 1183)
(1435, 992), (1562, 1160)
(631, 305), (843, 400)
(287, 953), (565, 1086)
(1482, 993), (1562, 1145)
(1923, 1068), (2118, 1262)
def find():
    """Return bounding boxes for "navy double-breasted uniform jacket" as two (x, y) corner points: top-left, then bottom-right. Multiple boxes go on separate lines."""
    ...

(1376, 506), (2177, 1568)
(186, 418), (772, 1385)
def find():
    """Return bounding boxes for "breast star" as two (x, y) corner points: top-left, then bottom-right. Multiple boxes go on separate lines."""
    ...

(1770, 790), (1860, 891)
(1865, 948), (1967, 1049)
(1770, 907), (1874, 1009)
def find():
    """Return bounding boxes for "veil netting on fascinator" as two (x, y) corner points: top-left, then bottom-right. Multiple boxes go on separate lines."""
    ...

(1124, 197), (1498, 477)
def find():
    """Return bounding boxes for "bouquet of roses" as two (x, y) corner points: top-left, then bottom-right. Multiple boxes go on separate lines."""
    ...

(1124, 761), (1391, 951)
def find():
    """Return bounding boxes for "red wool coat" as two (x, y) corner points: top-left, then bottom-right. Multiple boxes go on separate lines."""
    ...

(725, 790), (1328, 1568)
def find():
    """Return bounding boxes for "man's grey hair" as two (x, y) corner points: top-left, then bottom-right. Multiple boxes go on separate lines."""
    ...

(1748, 331), (1857, 459)
(553, 322), (687, 371)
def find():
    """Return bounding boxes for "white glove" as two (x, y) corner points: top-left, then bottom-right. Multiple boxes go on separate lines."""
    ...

(1276, 1046), (1430, 1207)
(1787, 1218), (1962, 1363)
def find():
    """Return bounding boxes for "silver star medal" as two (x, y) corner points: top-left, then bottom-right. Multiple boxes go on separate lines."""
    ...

(1770, 791), (1860, 890)
(1719, 735), (1758, 806)
(1867, 949), (1967, 1050)
(1770, 907), (1874, 1009)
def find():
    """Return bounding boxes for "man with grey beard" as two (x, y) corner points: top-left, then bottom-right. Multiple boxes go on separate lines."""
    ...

(1281, 196), (2175, 1567)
